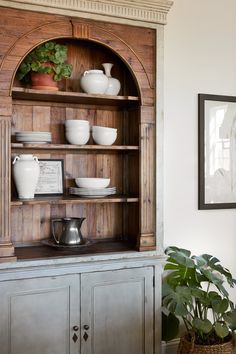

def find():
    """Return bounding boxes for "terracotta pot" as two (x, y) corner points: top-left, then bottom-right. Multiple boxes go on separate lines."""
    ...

(31, 71), (59, 91)
(178, 335), (235, 354)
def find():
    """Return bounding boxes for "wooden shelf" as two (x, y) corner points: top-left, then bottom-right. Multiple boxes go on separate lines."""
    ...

(15, 240), (136, 260)
(11, 143), (139, 152)
(11, 195), (139, 206)
(12, 87), (140, 107)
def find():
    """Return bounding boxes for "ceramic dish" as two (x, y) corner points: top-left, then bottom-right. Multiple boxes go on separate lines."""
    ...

(41, 238), (92, 249)
(71, 187), (116, 192)
(75, 177), (110, 189)
(69, 187), (116, 198)
(15, 131), (51, 135)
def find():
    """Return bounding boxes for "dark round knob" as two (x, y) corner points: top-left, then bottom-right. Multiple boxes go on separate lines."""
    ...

(73, 325), (79, 331)
(84, 325), (89, 330)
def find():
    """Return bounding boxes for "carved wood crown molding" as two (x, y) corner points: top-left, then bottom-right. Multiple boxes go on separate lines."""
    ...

(0, 0), (174, 25)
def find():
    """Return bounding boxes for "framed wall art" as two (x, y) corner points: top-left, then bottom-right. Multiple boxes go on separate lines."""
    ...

(35, 159), (64, 196)
(198, 93), (236, 209)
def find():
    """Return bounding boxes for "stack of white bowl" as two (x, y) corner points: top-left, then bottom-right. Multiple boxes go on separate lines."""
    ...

(92, 126), (117, 145)
(15, 131), (51, 144)
(69, 178), (116, 198)
(65, 120), (90, 145)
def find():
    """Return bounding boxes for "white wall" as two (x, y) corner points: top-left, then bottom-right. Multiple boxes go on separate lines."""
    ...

(164, 0), (236, 298)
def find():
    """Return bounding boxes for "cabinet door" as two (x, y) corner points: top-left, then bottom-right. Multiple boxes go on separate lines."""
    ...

(81, 267), (154, 354)
(0, 275), (80, 354)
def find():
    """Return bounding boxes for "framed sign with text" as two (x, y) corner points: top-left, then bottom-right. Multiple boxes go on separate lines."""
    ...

(35, 159), (64, 196)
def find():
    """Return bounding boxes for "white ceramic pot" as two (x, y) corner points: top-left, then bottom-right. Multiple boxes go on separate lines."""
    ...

(12, 154), (40, 199)
(80, 70), (108, 94)
(102, 63), (121, 95)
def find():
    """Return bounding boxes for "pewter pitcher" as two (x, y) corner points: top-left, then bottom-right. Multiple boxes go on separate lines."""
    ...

(51, 217), (85, 245)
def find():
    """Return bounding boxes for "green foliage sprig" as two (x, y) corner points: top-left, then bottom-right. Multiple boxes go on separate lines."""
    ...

(162, 246), (236, 345)
(16, 41), (72, 82)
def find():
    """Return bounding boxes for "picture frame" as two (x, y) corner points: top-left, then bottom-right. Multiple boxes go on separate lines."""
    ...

(35, 159), (64, 196)
(198, 93), (236, 209)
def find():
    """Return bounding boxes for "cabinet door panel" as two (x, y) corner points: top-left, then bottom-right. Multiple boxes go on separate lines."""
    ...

(81, 267), (153, 354)
(0, 275), (80, 354)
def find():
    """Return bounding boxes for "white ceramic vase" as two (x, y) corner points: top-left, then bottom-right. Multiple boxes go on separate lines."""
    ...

(80, 69), (108, 94)
(12, 154), (40, 199)
(102, 63), (121, 95)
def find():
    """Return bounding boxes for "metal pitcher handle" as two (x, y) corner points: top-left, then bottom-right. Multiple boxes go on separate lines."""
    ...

(12, 156), (20, 165)
(51, 219), (62, 244)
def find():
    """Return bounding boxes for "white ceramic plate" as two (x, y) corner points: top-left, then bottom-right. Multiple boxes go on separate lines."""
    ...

(16, 137), (52, 142)
(16, 131), (51, 135)
(70, 187), (116, 192)
(69, 187), (116, 197)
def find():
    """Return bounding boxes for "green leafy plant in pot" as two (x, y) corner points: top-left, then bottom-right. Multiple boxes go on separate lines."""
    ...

(16, 41), (72, 91)
(162, 246), (236, 353)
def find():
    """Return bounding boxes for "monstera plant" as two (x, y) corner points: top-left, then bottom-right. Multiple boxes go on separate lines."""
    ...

(162, 246), (236, 353)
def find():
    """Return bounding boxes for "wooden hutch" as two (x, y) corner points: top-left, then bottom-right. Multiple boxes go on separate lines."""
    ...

(0, 1), (173, 354)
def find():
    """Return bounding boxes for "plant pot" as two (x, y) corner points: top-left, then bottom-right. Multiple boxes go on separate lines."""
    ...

(31, 71), (59, 91)
(178, 335), (235, 354)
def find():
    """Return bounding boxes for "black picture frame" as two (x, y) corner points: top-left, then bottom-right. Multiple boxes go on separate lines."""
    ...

(198, 93), (236, 209)
(35, 159), (64, 196)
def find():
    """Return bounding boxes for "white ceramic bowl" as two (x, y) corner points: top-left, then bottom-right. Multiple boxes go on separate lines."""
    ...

(65, 120), (89, 127)
(66, 126), (90, 132)
(65, 131), (90, 145)
(75, 177), (110, 189)
(92, 126), (117, 145)
(92, 125), (117, 132)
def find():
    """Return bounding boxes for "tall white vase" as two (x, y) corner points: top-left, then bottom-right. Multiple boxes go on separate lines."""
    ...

(102, 63), (121, 96)
(12, 154), (40, 199)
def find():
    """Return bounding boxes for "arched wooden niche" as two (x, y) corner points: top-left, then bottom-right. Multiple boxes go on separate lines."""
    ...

(13, 38), (140, 99)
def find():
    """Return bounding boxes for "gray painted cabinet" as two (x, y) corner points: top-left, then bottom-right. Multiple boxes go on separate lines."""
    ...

(81, 267), (154, 354)
(0, 267), (154, 354)
(0, 275), (80, 354)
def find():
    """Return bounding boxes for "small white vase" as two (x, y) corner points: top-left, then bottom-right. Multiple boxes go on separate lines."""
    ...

(12, 154), (40, 199)
(80, 69), (108, 94)
(102, 63), (121, 96)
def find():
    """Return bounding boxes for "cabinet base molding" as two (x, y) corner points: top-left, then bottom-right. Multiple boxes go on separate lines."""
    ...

(0, 242), (16, 262)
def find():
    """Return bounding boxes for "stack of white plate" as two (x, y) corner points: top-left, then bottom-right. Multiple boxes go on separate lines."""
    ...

(69, 186), (116, 198)
(15, 131), (52, 144)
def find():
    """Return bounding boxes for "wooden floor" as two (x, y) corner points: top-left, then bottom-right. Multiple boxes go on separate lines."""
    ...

(15, 240), (136, 260)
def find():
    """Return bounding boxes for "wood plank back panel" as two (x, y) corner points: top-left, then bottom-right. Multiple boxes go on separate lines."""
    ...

(11, 203), (126, 243)
(12, 102), (133, 145)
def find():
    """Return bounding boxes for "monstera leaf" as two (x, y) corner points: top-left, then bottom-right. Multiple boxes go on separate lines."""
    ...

(162, 312), (179, 341)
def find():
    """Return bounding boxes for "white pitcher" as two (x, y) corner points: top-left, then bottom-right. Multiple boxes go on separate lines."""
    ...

(12, 154), (40, 199)
(80, 69), (108, 94)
